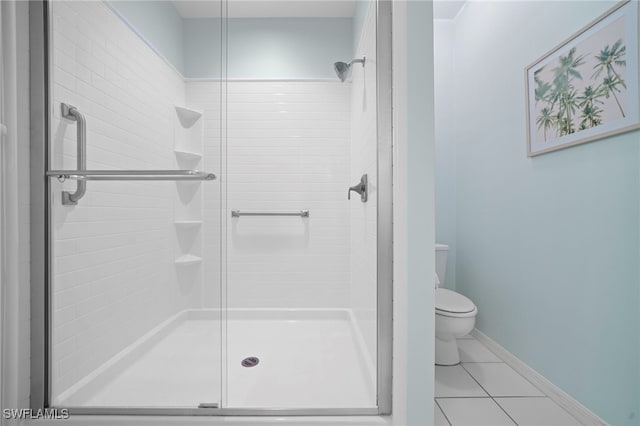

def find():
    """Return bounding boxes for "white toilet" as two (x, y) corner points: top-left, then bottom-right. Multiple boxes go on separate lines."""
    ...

(435, 244), (477, 365)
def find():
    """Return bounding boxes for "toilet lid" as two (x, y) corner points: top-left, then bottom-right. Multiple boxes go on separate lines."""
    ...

(436, 288), (476, 315)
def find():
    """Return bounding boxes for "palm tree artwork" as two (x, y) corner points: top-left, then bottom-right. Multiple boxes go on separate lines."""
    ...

(536, 107), (555, 141)
(533, 26), (628, 145)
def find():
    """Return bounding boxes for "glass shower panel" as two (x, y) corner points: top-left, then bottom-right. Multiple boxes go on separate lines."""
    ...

(48, 1), (223, 408)
(224, 0), (378, 409)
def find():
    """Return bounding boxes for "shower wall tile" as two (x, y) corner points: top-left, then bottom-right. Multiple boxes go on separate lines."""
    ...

(50, 1), (190, 403)
(187, 80), (351, 309)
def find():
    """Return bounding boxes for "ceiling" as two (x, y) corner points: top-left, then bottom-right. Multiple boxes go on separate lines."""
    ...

(172, 0), (357, 18)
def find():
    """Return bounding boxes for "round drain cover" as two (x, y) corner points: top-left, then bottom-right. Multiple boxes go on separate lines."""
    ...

(241, 357), (259, 367)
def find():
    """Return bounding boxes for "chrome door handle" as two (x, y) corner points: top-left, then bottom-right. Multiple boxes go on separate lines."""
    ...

(348, 174), (368, 202)
(60, 103), (87, 205)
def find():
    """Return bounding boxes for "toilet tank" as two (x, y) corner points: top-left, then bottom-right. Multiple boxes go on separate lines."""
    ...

(435, 244), (449, 286)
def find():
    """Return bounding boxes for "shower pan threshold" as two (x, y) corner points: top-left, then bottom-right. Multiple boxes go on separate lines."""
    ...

(54, 308), (377, 410)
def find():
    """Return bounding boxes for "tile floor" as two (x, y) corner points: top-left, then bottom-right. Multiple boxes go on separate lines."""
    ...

(434, 334), (583, 426)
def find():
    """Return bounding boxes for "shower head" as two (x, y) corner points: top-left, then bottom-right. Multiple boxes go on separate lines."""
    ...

(334, 62), (351, 82)
(333, 57), (366, 82)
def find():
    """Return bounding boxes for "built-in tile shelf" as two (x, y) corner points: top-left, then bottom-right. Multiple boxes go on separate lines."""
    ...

(175, 106), (203, 128)
(174, 220), (203, 229)
(174, 105), (203, 156)
(174, 149), (203, 161)
(173, 104), (203, 277)
(174, 254), (203, 266)
(175, 181), (203, 197)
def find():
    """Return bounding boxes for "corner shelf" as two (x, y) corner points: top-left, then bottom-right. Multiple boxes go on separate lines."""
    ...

(174, 149), (203, 161)
(175, 106), (203, 128)
(175, 254), (202, 266)
(174, 220), (203, 229)
(173, 104), (204, 280)
(175, 180), (202, 203)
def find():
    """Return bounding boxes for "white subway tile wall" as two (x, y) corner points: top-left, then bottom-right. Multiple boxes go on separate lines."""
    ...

(188, 81), (352, 309)
(50, 1), (192, 402)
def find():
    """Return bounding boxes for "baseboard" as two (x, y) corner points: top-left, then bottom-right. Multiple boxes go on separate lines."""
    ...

(471, 329), (607, 426)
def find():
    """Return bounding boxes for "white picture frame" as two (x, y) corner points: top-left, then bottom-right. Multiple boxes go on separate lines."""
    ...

(526, 0), (640, 157)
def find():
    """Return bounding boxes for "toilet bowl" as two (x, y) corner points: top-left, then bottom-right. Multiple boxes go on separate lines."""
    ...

(435, 244), (478, 365)
(435, 288), (477, 365)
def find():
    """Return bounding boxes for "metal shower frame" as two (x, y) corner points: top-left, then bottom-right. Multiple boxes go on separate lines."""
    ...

(29, 0), (393, 416)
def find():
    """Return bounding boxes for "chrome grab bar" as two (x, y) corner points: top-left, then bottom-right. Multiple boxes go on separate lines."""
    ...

(61, 103), (86, 205)
(47, 170), (216, 181)
(52, 103), (216, 205)
(231, 210), (309, 218)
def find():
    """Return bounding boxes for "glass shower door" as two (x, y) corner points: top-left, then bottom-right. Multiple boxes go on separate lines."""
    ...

(223, 0), (380, 410)
(47, 0), (223, 409)
(44, 0), (391, 414)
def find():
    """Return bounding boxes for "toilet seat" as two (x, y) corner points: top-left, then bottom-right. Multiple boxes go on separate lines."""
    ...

(436, 288), (477, 318)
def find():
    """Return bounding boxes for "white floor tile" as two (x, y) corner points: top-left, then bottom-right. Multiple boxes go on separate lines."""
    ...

(435, 365), (488, 397)
(434, 401), (451, 426)
(463, 363), (544, 397)
(437, 398), (516, 426)
(457, 334), (474, 339)
(495, 397), (582, 426)
(457, 339), (502, 363)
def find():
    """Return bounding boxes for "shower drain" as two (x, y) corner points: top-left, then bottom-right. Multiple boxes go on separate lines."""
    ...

(241, 356), (260, 367)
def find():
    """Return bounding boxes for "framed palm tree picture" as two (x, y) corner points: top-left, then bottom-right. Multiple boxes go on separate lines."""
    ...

(525, 0), (640, 156)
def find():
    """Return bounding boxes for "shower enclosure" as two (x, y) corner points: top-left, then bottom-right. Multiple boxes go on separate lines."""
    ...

(30, 0), (392, 415)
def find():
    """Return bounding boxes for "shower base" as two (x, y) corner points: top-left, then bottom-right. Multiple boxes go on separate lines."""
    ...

(55, 309), (376, 409)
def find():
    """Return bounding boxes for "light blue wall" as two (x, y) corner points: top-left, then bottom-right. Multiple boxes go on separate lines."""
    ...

(185, 17), (354, 79)
(183, 18), (222, 78)
(406, 1), (435, 424)
(108, 2), (353, 79)
(109, 1), (184, 74)
(436, 1), (639, 424)
(434, 19), (457, 290)
(221, 18), (353, 79)
(352, 1), (370, 54)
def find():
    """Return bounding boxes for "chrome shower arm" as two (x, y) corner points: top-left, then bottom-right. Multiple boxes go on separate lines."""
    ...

(350, 57), (366, 67)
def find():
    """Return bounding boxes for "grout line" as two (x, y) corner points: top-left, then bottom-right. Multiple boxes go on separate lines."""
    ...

(462, 361), (546, 397)
(490, 395), (548, 399)
(495, 399), (520, 426)
(459, 362), (492, 397)
(461, 361), (545, 394)
(460, 361), (529, 425)
(436, 337), (587, 425)
(435, 396), (492, 399)
(459, 362), (520, 425)
(434, 342), (570, 425)
(470, 329), (597, 425)
(434, 398), (452, 426)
